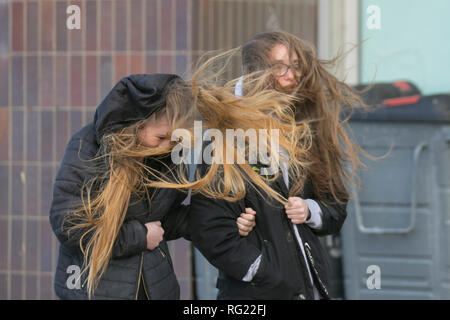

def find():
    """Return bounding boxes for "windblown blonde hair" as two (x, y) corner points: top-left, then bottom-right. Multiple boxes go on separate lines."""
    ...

(66, 51), (314, 298)
(65, 83), (195, 299)
(148, 48), (314, 204)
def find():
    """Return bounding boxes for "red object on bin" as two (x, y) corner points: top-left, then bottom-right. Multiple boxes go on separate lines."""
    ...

(393, 81), (412, 92)
(382, 95), (421, 107)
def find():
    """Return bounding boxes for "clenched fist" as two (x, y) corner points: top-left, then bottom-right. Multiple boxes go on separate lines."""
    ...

(285, 197), (310, 224)
(237, 208), (256, 236)
(145, 221), (165, 250)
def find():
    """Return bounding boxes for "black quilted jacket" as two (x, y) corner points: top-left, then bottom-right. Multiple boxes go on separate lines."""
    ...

(49, 74), (189, 300)
(189, 165), (347, 300)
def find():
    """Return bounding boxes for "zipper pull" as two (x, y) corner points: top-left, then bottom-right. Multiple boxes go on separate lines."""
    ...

(158, 247), (166, 258)
(304, 242), (315, 267)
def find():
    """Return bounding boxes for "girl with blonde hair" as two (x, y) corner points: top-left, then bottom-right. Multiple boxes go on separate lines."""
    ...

(50, 73), (260, 300)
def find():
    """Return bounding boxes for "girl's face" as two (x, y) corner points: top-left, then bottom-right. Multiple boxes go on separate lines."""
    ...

(138, 112), (171, 148)
(269, 43), (300, 93)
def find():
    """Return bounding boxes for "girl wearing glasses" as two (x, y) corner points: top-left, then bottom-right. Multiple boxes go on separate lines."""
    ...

(188, 30), (368, 300)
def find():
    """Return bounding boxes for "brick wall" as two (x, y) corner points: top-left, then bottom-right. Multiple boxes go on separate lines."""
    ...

(0, 0), (316, 300)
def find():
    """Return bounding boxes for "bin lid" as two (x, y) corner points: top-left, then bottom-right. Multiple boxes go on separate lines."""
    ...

(353, 81), (421, 106)
(346, 94), (450, 123)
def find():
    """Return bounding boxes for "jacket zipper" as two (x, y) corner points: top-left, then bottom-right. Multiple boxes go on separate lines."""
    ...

(135, 247), (168, 300)
(135, 252), (150, 300)
(158, 246), (166, 258)
(141, 271), (150, 299)
(158, 245), (175, 270)
(304, 242), (330, 299)
(283, 216), (313, 298)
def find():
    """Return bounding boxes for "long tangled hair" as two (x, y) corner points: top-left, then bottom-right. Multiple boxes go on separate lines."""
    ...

(148, 48), (313, 205)
(65, 82), (195, 299)
(66, 49), (315, 298)
(242, 30), (371, 203)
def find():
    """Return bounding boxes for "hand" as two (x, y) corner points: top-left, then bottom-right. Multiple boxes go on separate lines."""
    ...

(285, 197), (310, 224)
(237, 208), (256, 237)
(144, 221), (165, 250)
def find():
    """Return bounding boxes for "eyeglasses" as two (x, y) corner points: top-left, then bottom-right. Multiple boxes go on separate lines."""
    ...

(270, 62), (301, 77)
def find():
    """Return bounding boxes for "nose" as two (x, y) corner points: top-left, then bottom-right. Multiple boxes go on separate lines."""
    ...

(283, 68), (295, 81)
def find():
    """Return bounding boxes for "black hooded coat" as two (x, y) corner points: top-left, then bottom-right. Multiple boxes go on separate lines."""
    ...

(49, 74), (189, 300)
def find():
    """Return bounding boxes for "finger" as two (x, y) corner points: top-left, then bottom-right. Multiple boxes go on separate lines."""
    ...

(241, 213), (256, 222)
(285, 198), (300, 209)
(286, 212), (305, 219)
(286, 213), (304, 220)
(241, 214), (256, 221)
(289, 197), (302, 206)
(237, 217), (253, 227)
(289, 215), (305, 223)
(288, 212), (306, 219)
(237, 222), (251, 232)
(285, 209), (302, 217)
(239, 231), (249, 237)
(238, 227), (251, 234)
(287, 197), (296, 206)
(238, 220), (253, 228)
(288, 216), (305, 223)
(286, 207), (305, 214)
(245, 208), (256, 214)
(293, 218), (306, 224)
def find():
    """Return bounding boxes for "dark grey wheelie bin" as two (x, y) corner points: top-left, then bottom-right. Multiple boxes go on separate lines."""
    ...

(342, 94), (450, 299)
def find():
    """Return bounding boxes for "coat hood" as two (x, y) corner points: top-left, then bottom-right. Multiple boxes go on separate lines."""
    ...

(93, 73), (182, 142)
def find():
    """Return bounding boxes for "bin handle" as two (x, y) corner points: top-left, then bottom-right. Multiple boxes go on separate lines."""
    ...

(353, 141), (427, 234)
(443, 136), (450, 226)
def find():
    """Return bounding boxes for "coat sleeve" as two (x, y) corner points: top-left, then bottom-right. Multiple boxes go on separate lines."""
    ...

(49, 130), (147, 259)
(310, 196), (347, 236)
(111, 219), (148, 259)
(49, 133), (99, 252)
(161, 201), (191, 241)
(188, 193), (262, 281)
(293, 176), (347, 236)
